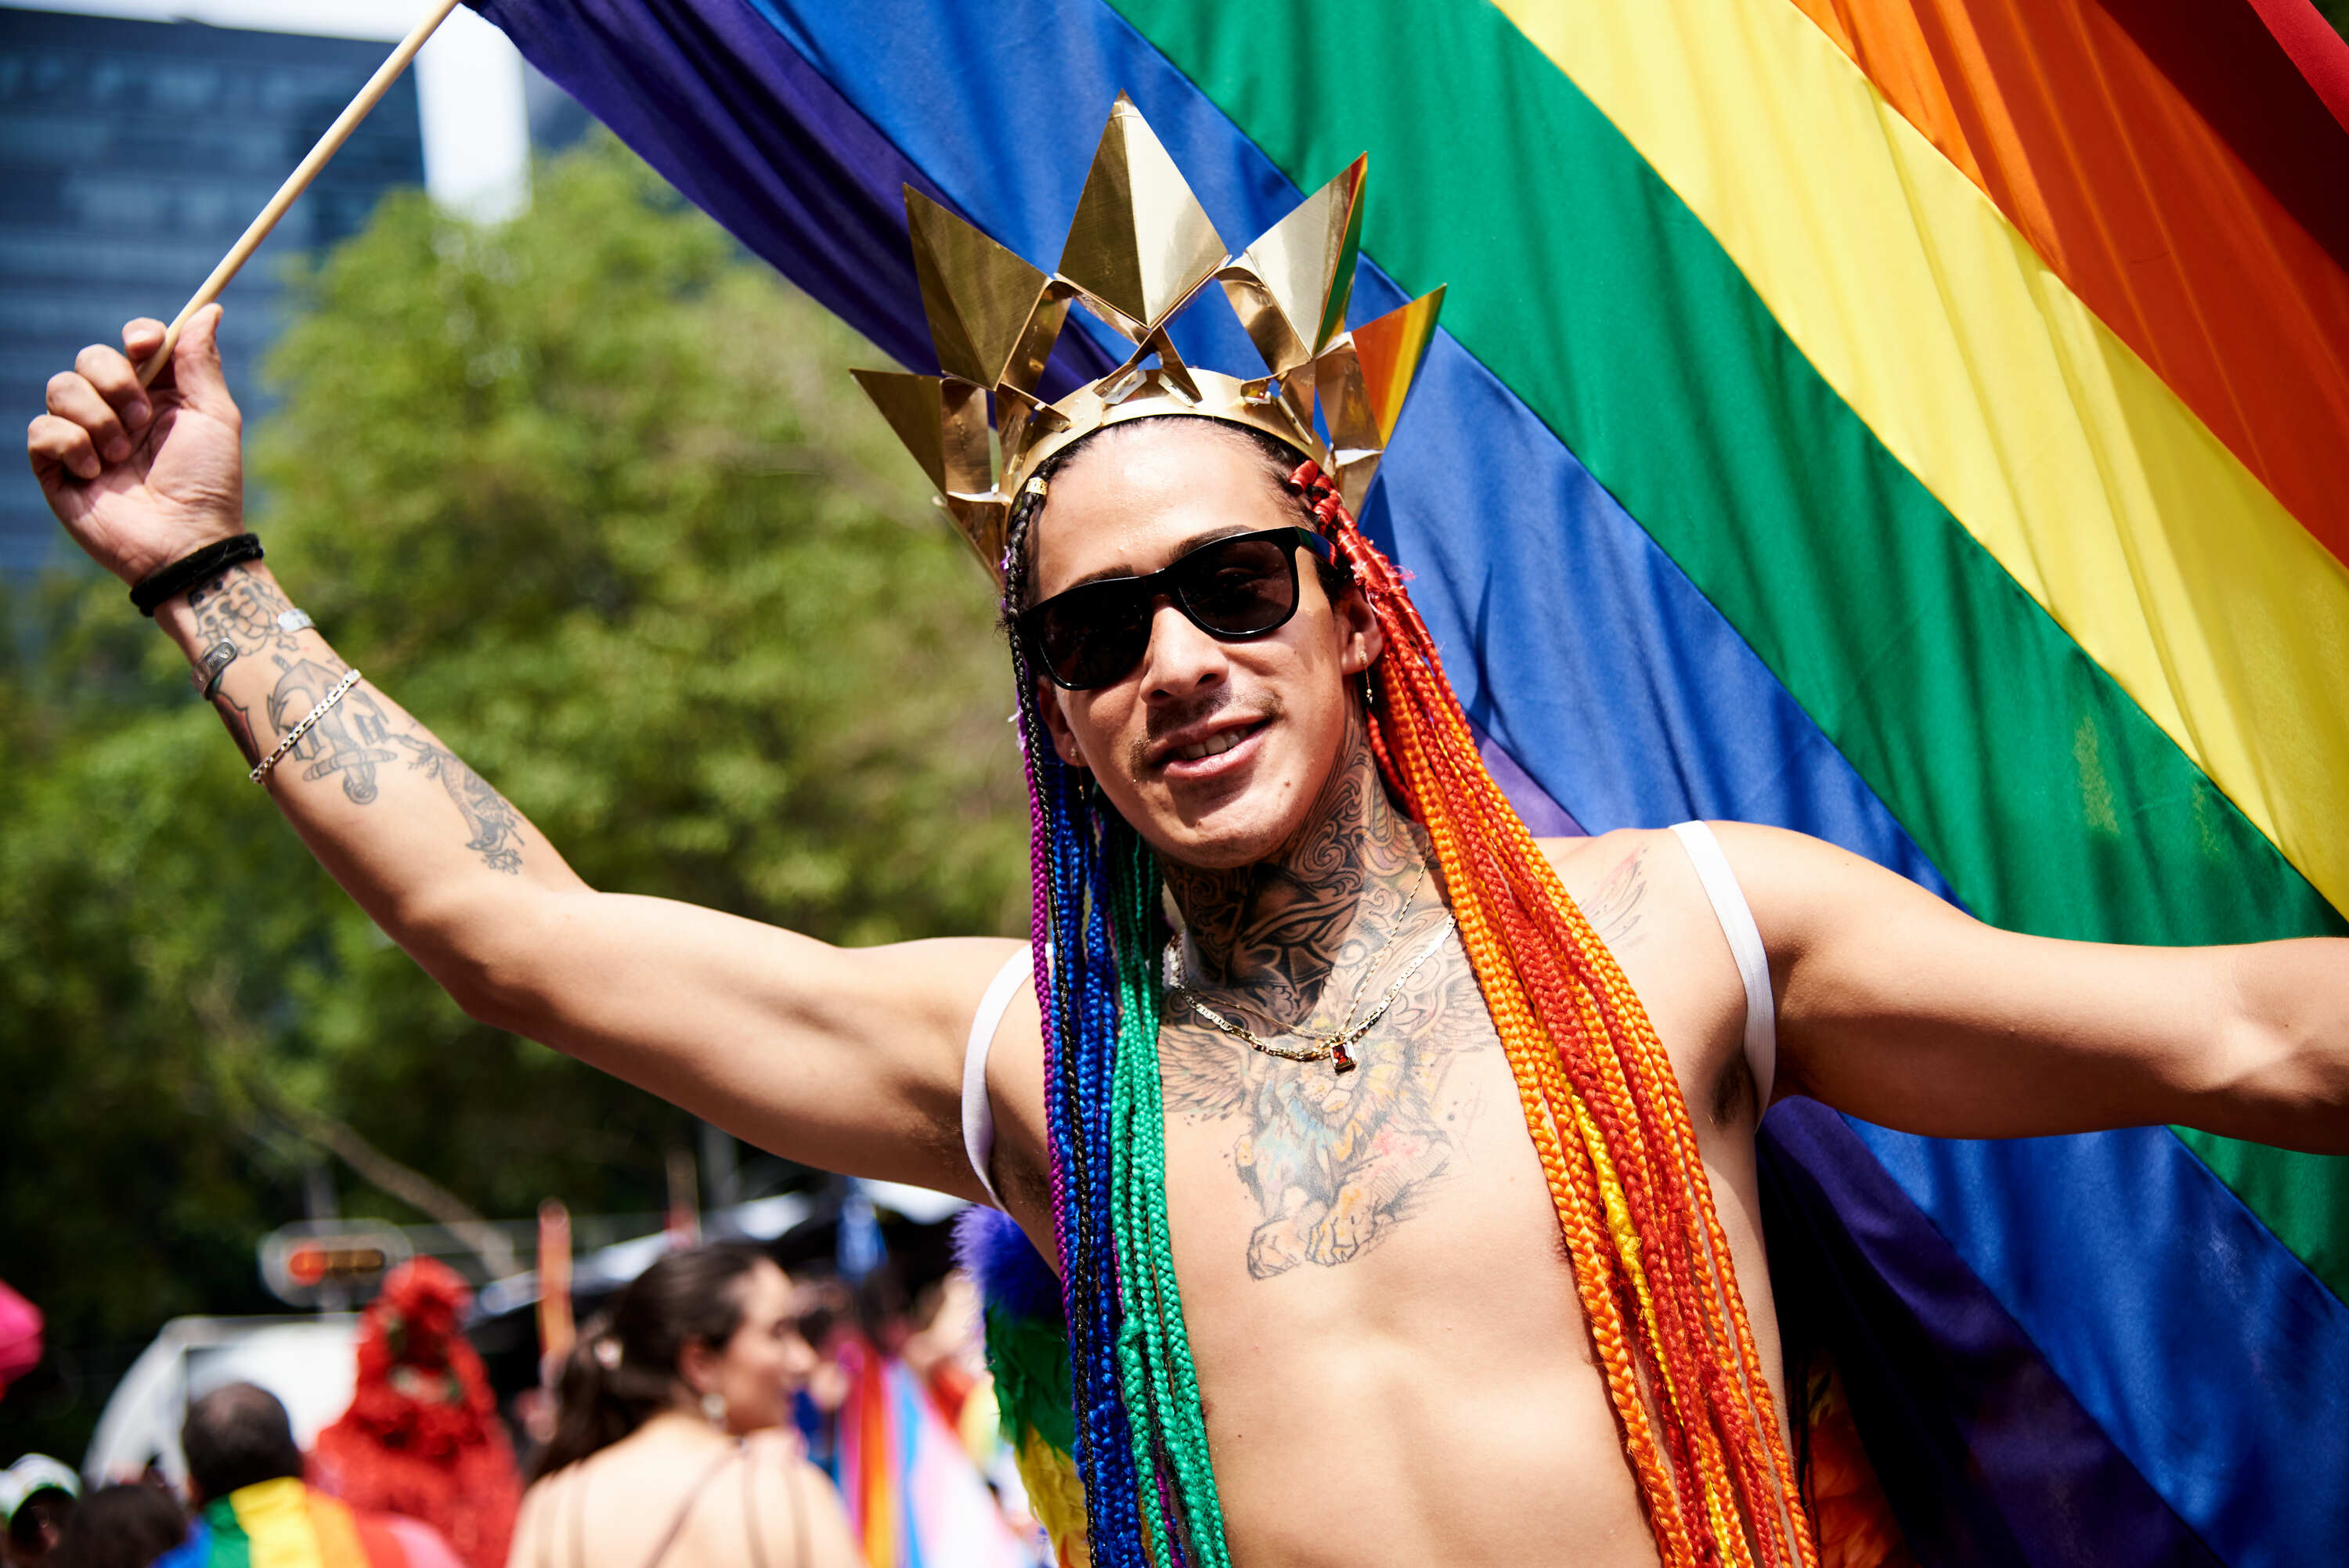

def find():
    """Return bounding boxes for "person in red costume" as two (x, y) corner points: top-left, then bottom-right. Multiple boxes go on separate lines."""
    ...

(311, 1260), (520, 1568)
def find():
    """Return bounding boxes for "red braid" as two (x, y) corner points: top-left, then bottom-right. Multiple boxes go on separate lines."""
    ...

(1291, 461), (1819, 1568)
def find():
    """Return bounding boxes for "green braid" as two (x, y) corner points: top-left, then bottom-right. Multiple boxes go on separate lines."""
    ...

(1104, 826), (1232, 1565)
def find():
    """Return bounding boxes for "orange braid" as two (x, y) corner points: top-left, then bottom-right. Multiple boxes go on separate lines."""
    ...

(1299, 464), (1819, 1568)
(1404, 683), (1743, 1561)
(1501, 791), (1810, 1557)
(1387, 697), (1703, 1563)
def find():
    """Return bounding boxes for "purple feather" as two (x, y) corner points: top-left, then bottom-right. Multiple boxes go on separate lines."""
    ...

(954, 1205), (1065, 1326)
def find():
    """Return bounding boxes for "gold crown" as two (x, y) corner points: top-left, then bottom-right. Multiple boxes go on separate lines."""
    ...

(852, 96), (1444, 586)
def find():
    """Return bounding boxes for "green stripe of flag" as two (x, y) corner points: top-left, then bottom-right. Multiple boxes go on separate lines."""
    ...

(202, 1501), (251, 1568)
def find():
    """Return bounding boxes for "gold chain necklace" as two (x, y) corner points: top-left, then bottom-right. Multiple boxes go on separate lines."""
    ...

(1162, 865), (1456, 1075)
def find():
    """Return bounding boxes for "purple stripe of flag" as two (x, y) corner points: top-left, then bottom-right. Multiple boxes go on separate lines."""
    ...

(1763, 1103), (2224, 1566)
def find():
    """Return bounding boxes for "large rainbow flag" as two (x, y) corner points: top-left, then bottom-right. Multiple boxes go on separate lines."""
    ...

(464, 0), (2349, 1558)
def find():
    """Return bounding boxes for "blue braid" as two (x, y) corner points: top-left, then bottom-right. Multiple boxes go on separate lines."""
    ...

(1027, 737), (1147, 1566)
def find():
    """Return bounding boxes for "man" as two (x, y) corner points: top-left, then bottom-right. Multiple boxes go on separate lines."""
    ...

(158, 1385), (460, 1568)
(26, 125), (2347, 1566)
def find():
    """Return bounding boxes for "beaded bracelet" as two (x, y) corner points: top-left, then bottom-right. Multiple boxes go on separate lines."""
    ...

(251, 668), (362, 785)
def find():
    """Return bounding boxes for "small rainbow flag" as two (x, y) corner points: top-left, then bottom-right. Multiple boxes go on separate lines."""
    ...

(829, 1339), (1032, 1568)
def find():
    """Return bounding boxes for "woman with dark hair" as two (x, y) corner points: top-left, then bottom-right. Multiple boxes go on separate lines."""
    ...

(507, 1245), (855, 1568)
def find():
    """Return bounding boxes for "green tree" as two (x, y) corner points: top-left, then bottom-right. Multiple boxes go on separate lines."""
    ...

(0, 134), (1026, 1462)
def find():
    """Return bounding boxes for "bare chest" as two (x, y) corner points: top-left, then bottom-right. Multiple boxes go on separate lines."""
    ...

(1149, 882), (1772, 1561)
(985, 838), (1780, 1563)
(1153, 862), (1759, 1292)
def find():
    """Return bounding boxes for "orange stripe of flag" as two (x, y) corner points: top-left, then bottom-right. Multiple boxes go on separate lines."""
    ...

(1781, 0), (2349, 568)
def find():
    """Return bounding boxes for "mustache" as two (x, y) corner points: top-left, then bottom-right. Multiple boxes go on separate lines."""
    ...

(1129, 693), (1283, 773)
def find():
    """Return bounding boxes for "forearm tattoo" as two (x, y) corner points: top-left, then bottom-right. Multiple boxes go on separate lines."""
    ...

(388, 734), (525, 874)
(267, 655), (397, 802)
(186, 562), (527, 872)
(184, 564), (298, 766)
(185, 564), (308, 656)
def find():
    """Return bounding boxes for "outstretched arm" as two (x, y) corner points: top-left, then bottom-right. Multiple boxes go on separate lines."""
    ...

(27, 312), (1018, 1195)
(1715, 824), (2349, 1153)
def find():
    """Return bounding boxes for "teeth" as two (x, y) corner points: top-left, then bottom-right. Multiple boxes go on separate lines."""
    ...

(1177, 728), (1247, 762)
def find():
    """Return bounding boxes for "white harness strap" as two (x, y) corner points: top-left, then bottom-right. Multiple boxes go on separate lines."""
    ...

(961, 946), (1033, 1209)
(1667, 821), (1777, 1110)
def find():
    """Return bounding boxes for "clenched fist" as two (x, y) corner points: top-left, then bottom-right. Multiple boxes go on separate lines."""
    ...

(26, 305), (246, 587)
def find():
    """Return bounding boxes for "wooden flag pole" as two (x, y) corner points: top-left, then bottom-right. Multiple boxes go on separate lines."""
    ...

(135, 0), (467, 387)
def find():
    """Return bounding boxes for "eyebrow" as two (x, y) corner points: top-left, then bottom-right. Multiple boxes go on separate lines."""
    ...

(1057, 525), (1261, 592)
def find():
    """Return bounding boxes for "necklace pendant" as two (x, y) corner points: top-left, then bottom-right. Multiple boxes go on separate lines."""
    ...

(1330, 1043), (1357, 1075)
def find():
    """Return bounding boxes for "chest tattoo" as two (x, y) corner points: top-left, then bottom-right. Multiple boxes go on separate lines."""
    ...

(1582, 841), (1653, 953)
(1160, 941), (1498, 1278)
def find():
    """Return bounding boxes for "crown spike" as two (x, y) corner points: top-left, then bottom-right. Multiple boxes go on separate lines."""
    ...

(857, 108), (1441, 559)
(1059, 96), (1226, 337)
(1332, 452), (1385, 519)
(1312, 340), (1379, 515)
(1066, 287), (1147, 344)
(1312, 287), (1443, 515)
(1220, 156), (1366, 374)
(1238, 367), (1317, 434)
(1315, 341), (1374, 460)
(1093, 329), (1203, 409)
(853, 368), (951, 492)
(995, 384), (1073, 471)
(1315, 342), (1381, 514)
(1005, 287), (1076, 395)
(850, 369), (991, 498)
(944, 494), (1012, 579)
(1349, 285), (1445, 445)
(904, 189), (1068, 391)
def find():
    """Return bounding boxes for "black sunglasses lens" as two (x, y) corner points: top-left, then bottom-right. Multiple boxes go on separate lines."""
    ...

(1176, 536), (1297, 635)
(1027, 531), (1308, 689)
(1034, 583), (1151, 689)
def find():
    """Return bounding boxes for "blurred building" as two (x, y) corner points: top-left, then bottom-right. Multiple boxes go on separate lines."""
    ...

(0, 5), (428, 575)
(1, 2), (565, 583)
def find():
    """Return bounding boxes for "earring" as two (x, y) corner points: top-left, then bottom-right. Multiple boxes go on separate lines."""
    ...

(702, 1390), (727, 1429)
(1360, 668), (1380, 711)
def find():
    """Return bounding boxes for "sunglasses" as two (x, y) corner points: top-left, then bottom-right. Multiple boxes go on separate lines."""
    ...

(1018, 527), (1341, 690)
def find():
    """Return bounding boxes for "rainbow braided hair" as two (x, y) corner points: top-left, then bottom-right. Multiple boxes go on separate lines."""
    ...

(1001, 467), (1223, 1568)
(994, 453), (1818, 1568)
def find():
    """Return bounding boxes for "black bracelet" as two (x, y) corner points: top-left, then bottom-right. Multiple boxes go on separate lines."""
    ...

(130, 533), (263, 617)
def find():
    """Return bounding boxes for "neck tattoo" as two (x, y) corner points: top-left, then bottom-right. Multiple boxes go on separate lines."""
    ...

(1164, 863), (1456, 1074)
(1156, 702), (1446, 1072)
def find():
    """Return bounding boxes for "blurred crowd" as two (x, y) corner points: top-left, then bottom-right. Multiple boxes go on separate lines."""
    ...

(6, 1243), (1048, 1568)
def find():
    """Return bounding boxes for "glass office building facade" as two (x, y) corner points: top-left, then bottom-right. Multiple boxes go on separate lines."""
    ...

(1, 7), (425, 575)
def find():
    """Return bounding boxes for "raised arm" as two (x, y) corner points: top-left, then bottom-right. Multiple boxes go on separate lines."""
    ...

(27, 311), (1019, 1195)
(1713, 823), (2349, 1154)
